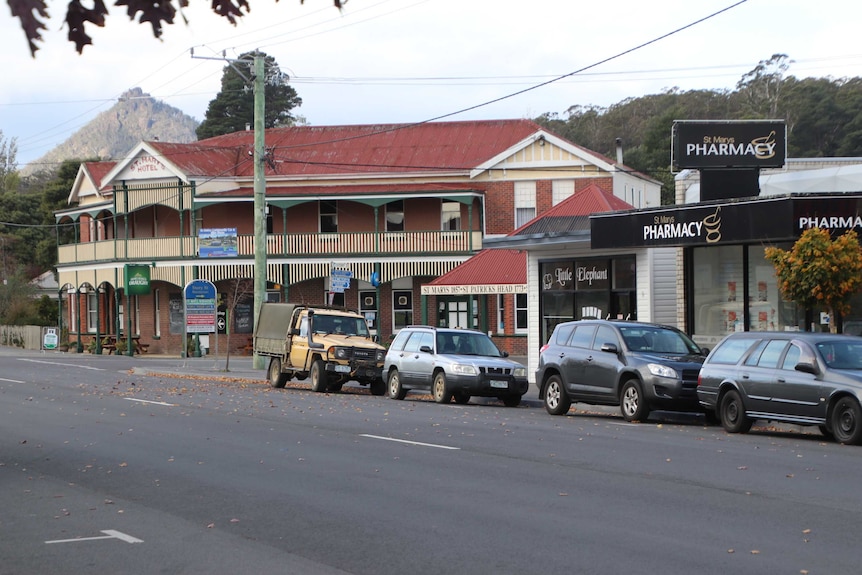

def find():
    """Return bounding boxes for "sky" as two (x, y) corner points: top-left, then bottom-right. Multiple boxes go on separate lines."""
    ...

(2, 0), (861, 168)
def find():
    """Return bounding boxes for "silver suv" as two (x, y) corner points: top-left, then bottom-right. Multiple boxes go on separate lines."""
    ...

(384, 326), (529, 407)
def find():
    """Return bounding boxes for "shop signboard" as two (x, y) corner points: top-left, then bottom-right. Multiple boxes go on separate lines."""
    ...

(591, 197), (795, 249)
(184, 279), (217, 333)
(672, 120), (786, 170)
(125, 264), (151, 296)
(199, 228), (238, 258)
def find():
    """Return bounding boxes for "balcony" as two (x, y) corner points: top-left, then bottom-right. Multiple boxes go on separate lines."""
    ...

(58, 230), (484, 265)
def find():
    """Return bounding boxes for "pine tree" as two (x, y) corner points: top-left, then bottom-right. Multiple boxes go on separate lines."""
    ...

(196, 51), (302, 140)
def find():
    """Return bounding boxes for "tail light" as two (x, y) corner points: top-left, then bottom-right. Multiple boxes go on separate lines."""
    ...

(540, 344), (549, 353)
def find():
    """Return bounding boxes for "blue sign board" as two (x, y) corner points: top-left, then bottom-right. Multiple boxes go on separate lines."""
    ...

(330, 268), (353, 293)
(199, 228), (238, 258)
(184, 279), (217, 333)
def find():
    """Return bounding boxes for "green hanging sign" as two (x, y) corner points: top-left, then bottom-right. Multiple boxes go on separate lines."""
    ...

(125, 264), (151, 295)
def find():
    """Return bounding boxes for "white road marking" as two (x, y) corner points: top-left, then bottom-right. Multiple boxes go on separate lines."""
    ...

(125, 398), (176, 407)
(0, 377), (25, 383)
(360, 434), (460, 450)
(18, 358), (105, 371)
(46, 530), (143, 544)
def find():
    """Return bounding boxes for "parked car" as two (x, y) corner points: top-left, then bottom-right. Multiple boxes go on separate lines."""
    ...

(384, 326), (529, 407)
(697, 331), (862, 445)
(536, 320), (708, 421)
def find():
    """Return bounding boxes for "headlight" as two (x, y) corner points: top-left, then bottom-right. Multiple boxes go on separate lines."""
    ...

(450, 363), (478, 375)
(376, 350), (385, 362)
(333, 347), (349, 360)
(513, 367), (527, 377)
(647, 363), (678, 379)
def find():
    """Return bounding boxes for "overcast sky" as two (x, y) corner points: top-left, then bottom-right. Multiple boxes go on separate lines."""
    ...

(2, 0), (860, 167)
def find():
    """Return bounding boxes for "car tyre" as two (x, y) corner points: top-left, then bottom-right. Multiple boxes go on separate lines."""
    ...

(268, 357), (288, 388)
(720, 389), (752, 433)
(310, 360), (328, 393)
(453, 393), (470, 404)
(502, 395), (521, 408)
(370, 378), (386, 396)
(831, 396), (862, 445)
(388, 370), (407, 400)
(543, 375), (571, 415)
(620, 380), (650, 422)
(432, 372), (452, 404)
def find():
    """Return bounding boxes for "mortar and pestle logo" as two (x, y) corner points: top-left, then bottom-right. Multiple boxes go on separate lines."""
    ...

(703, 206), (722, 243)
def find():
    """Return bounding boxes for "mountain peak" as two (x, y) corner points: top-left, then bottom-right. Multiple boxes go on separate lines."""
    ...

(22, 89), (199, 176)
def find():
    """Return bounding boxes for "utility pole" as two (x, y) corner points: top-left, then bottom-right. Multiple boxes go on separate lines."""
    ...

(252, 54), (267, 370)
(193, 50), (268, 370)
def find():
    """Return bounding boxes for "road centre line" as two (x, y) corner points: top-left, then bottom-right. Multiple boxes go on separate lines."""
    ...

(125, 398), (176, 407)
(360, 434), (460, 450)
(46, 529), (143, 544)
(18, 358), (105, 371)
(0, 377), (25, 383)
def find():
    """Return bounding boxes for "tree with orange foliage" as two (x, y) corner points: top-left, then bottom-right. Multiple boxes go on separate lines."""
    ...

(765, 227), (862, 333)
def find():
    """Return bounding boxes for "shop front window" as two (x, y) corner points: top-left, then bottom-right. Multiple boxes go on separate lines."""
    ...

(747, 244), (799, 332)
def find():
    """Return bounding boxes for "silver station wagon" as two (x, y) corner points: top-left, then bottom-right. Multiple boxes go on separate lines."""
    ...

(697, 331), (862, 445)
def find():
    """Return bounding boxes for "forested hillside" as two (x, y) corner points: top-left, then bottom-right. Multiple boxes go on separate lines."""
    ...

(535, 55), (862, 202)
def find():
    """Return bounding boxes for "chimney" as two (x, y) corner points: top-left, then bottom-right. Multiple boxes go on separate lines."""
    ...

(615, 138), (623, 164)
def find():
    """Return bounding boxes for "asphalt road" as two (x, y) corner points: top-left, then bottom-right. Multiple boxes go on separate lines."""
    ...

(1, 348), (860, 574)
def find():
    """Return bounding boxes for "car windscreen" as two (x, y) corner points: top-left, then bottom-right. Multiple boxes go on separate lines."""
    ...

(439, 332), (502, 357)
(816, 341), (862, 370)
(619, 326), (702, 355)
(311, 314), (370, 337)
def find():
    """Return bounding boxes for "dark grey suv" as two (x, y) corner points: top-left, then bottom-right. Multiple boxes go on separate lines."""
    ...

(697, 331), (862, 445)
(384, 326), (529, 407)
(536, 320), (708, 421)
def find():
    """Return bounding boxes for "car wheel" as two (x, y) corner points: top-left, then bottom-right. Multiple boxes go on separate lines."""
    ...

(370, 378), (386, 396)
(310, 360), (328, 392)
(819, 424), (834, 439)
(453, 393), (470, 404)
(268, 357), (288, 388)
(388, 370), (407, 400)
(502, 395), (521, 408)
(703, 409), (720, 426)
(543, 375), (571, 416)
(432, 372), (452, 404)
(831, 397), (862, 445)
(328, 382), (344, 393)
(719, 389), (752, 433)
(620, 380), (650, 422)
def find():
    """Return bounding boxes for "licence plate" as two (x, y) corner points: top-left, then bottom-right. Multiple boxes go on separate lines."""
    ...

(490, 380), (508, 389)
(334, 365), (351, 373)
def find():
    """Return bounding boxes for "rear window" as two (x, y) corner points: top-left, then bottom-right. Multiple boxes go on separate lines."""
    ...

(554, 324), (576, 345)
(708, 337), (759, 365)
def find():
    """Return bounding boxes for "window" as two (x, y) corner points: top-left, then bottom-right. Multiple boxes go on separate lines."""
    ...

(320, 200), (338, 233)
(404, 330), (432, 352)
(515, 293), (528, 332)
(497, 295), (505, 333)
(393, 290), (413, 330)
(569, 325), (596, 349)
(592, 325), (619, 350)
(326, 291), (345, 307)
(710, 337), (759, 365)
(442, 201), (461, 231)
(515, 181), (536, 228)
(386, 200), (404, 232)
(87, 292), (98, 332)
(554, 323), (575, 345)
(552, 180), (575, 206)
(154, 289), (161, 337)
(360, 291), (378, 333)
(781, 344), (802, 370)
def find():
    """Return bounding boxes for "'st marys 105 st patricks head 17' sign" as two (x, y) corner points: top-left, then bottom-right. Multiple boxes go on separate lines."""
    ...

(672, 120), (786, 170)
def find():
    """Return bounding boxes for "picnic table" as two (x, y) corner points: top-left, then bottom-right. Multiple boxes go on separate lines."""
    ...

(101, 335), (149, 355)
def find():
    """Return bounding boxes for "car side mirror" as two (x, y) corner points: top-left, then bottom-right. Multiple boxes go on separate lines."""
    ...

(600, 343), (619, 354)
(420, 345), (433, 353)
(501, 351), (509, 358)
(290, 328), (301, 336)
(795, 361), (819, 375)
(701, 347), (710, 356)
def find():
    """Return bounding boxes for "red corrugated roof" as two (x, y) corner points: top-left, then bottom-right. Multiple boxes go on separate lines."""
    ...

(427, 184), (634, 287)
(152, 119), (543, 178)
(207, 182), (484, 198)
(430, 249), (527, 286)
